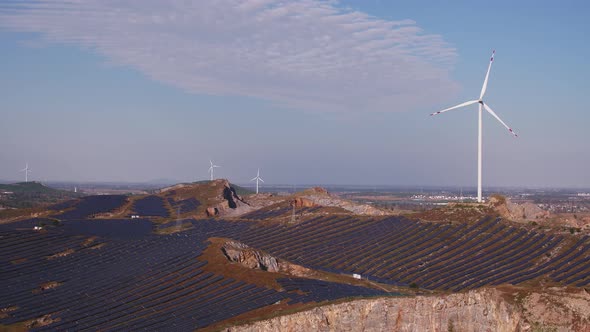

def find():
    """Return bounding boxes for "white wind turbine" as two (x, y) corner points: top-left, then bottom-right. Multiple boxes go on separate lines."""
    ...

(208, 160), (220, 181)
(250, 168), (264, 194)
(20, 163), (32, 183)
(430, 50), (518, 203)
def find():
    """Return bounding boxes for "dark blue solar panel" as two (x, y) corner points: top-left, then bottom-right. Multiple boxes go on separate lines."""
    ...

(61, 219), (153, 239)
(47, 199), (79, 211)
(131, 196), (169, 217)
(53, 195), (128, 220)
(167, 197), (201, 214)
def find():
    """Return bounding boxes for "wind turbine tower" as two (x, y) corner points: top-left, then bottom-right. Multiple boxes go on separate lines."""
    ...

(20, 163), (31, 183)
(250, 168), (264, 194)
(430, 50), (518, 203)
(208, 160), (220, 181)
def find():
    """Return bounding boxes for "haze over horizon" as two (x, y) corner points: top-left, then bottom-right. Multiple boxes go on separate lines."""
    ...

(1, 1), (589, 188)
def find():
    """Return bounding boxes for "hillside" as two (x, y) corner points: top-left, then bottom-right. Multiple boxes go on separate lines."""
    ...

(0, 182), (81, 211)
(2, 181), (590, 331)
(227, 287), (590, 332)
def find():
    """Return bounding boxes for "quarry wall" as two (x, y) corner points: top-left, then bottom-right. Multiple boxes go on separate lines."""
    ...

(226, 288), (590, 332)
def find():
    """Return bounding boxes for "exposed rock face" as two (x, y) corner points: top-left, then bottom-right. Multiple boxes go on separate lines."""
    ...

(297, 187), (387, 216)
(490, 196), (550, 221)
(221, 240), (314, 277)
(506, 201), (549, 220)
(522, 287), (590, 331)
(226, 288), (590, 332)
(291, 197), (316, 208)
(307, 195), (386, 216)
(222, 241), (279, 272)
(207, 180), (251, 217)
(206, 207), (219, 217)
(310, 187), (329, 195)
(26, 314), (56, 329)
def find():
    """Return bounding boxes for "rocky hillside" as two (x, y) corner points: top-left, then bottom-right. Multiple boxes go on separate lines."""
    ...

(489, 195), (550, 222)
(296, 187), (389, 216)
(226, 287), (590, 332)
(159, 179), (251, 218)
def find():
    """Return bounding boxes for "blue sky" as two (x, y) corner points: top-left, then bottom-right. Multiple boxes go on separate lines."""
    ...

(1, 0), (589, 188)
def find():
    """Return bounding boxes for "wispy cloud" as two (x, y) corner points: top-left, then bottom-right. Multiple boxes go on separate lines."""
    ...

(0, 0), (459, 112)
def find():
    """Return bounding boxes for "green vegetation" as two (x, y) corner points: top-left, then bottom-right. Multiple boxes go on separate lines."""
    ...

(0, 182), (82, 209)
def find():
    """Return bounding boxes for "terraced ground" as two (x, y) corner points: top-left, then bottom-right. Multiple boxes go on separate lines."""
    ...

(233, 216), (590, 289)
(2, 194), (590, 330)
(0, 218), (394, 330)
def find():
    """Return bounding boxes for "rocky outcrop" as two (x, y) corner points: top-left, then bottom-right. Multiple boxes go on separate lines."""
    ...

(307, 196), (386, 216)
(226, 287), (590, 332)
(296, 187), (388, 216)
(206, 207), (219, 217)
(222, 241), (279, 272)
(291, 197), (316, 208)
(522, 287), (590, 331)
(490, 195), (550, 221)
(221, 241), (314, 277)
(207, 180), (251, 217)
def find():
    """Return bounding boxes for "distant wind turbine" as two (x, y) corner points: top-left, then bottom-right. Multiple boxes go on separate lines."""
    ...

(208, 160), (220, 181)
(250, 168), (264, 194)
(430, 50), (518, 203)
(20, 163), (32, 183)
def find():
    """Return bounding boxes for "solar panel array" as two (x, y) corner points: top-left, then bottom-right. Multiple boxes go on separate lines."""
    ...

(61, 219), (153, 239)
(131, 195), (170, 217)
(241, 206), (292, 220)
(157, 218), (193, 231)
(3, 207), (590, 330)
(167, 197), (201, 214)
(52, 195), (128, 220)
(1, 218), (394, 331)
(233, 216), (590, 290)
(278, 278), (393, 303)
(47, 199), (79, 211)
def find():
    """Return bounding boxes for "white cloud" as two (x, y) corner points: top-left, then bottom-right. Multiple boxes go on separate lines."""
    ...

(0, 0), (459, 112)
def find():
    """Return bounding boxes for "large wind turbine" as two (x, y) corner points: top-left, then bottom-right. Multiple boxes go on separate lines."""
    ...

(208, 160), (220, 181)
(430, 50), (518, 203)
(250, 168), (264, 194)
(20, 163), (31, 183)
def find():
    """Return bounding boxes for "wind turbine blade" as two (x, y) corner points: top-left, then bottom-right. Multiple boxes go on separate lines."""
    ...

(483, 103), (518, 137)
(430, 100), (478, 116)
(480, 50), (495, 99)
(250, 177), (257, 181)
(259, 178), (264, 183)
